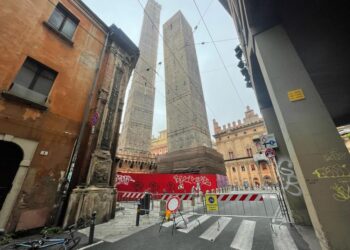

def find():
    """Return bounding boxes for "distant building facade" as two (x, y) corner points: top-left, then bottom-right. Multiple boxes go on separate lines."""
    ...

(150, 130), (168, 156)
(338, 125), (350, 152)
(213, 107), (277, 188)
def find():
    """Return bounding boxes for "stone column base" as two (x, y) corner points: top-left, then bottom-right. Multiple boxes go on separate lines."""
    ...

(63, 186), (115, 228)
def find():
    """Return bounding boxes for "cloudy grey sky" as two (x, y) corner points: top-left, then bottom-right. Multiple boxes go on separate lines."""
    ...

(83, 0), (260, 138)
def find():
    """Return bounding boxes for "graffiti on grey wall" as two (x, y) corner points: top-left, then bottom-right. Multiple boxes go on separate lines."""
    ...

(312, 149), (350, 202)
(278, 159), (302, 197)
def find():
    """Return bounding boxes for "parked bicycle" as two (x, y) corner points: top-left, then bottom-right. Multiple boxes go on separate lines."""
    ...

(11, 225), (81, 250)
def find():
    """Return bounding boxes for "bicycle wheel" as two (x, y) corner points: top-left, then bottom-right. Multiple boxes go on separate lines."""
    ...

(61, 236), (81, 250)
(11, 241), (40, 249)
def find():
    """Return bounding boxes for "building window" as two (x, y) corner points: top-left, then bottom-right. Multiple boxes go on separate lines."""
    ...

(232, 167), (236, 172)
(244, 131), (247, 134)
(246, 148), (253, 157)
(228, 151), (234, 159)
(48, 3), (79, 39)
(6, 57), (57, 107)
(251, 164), (255, 171)
(262, 163), (268, 170)
(241, 166), (245, 171)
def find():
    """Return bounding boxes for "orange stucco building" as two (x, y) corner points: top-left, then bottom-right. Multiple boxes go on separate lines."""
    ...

(0, 0), (138, 232)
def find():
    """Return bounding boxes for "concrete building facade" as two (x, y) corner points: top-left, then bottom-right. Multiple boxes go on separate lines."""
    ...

(118, 0), (161, 154)
(0, 0), (138, 232)
(219, 0), (350, 248)
(213, 107), (277, 188)
(163, 11), (212, 152)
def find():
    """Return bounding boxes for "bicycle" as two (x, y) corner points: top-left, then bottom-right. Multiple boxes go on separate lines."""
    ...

(11, 225), (81, 250)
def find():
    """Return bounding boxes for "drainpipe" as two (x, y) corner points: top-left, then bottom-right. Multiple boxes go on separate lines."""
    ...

(54, 31), (110, 226)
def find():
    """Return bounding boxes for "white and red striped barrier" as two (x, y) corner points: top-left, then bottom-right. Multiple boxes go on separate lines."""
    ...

(216, 193), (263, 202)
(117, 192), (145, 201)
(160, 194), (193, 201)
(117, 191), (266, 202)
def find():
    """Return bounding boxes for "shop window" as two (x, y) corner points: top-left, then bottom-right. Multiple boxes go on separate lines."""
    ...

(47, 3), (79, 40)
(5, 57), (57, 108)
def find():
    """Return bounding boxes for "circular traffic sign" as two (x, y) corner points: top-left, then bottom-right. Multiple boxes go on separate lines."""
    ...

(265, 148), (276, 158)
(166, 196), (181, 212)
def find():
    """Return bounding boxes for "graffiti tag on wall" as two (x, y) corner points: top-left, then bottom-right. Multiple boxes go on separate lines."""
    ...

(173, 175), (212, 187)
(312, 149), (350, 202)
(331, 180), (350, 202)
(116, 175), (136, 185)
(278, 158), (302, 197)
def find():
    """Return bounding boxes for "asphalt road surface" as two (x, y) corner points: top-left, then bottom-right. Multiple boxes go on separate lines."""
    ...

(86, 196), (312, 250)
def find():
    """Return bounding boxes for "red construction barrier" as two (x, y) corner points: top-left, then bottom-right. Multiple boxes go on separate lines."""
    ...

(116, 173), (227, 194)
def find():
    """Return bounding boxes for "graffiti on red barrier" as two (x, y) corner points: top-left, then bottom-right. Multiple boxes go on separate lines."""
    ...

(116, 173), (226, 194)
(173, 175), (212, 187)
(116, 175), (135, 185)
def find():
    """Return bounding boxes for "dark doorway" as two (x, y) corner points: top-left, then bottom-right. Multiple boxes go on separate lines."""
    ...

(0, 140), (24, 210)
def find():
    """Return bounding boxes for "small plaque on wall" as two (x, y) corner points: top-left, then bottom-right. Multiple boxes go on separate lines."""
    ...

(288, 89), (305, 102)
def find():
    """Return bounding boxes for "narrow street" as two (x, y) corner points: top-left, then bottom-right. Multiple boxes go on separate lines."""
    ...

(76, 196), (319, 250)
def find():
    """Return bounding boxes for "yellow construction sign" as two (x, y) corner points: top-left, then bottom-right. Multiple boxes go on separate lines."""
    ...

(205, 194), (219, 211)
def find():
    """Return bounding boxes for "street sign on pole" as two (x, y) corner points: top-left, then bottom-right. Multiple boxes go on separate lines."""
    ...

(265, 148), (276, 158)
(205, 194), (218, 211)
(166, 196), (181, 212)
(260, 134), (278, 149)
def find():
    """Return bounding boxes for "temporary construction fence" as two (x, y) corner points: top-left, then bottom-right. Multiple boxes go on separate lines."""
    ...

(116, 189), (290, 222)
(198, 190), (288, 221)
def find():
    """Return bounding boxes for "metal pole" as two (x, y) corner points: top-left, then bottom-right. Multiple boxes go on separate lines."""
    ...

(271, 157), (292, 222)
(136, 203), (141, 226)
(88, 211), (97, 244)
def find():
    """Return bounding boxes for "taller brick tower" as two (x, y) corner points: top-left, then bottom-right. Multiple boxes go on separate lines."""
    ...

(118, 0), (161, 154)
(158, 11), (224, 174)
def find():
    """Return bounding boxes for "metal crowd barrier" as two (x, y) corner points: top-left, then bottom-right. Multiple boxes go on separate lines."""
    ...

(198, 190), (286, 220)
(116, 189), (288, 222)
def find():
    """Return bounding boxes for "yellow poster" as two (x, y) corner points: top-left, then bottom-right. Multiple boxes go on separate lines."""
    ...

(205, 194), (218, 211)
(288, 89), (305, 102)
